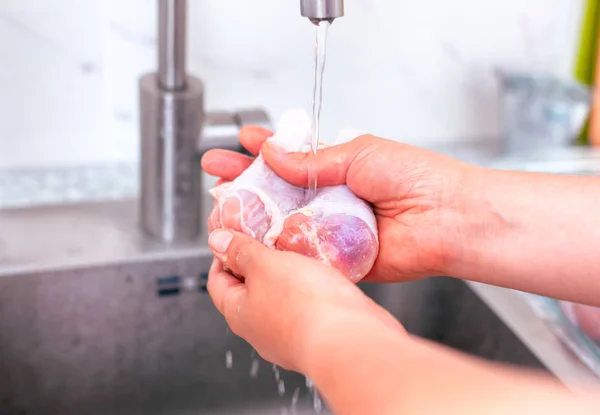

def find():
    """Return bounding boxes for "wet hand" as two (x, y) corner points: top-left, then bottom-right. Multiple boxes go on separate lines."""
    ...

(202, 127), (475, 282)
(207, 228), (403, 372)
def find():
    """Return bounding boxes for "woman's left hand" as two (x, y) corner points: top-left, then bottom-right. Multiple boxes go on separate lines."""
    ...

(207, 228), (404, 373)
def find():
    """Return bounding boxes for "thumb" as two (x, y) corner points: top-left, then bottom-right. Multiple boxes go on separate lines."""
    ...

(260, 134), (378, 188)
(208, 229), (268, 279)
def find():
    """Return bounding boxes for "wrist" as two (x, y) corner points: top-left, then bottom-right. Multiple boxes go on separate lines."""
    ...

(437, 163), (497, 277)
(300, 302), (407, 379)
(299, 306), (412, 414)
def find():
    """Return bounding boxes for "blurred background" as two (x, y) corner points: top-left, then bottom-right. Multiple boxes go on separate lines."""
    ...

(0, 0), (588, 169)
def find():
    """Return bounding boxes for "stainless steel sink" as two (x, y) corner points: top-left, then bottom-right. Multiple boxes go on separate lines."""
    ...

(0, 270), (545, 415)
(0, 198), (545, 415)
(9, 145), (600, 415)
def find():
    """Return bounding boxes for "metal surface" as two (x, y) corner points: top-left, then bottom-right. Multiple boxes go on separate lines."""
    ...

(0, 199), (545, 414)
(234, 108), (272, 132)
(139, 74), (204, 243)
(158, 0), (186, 90)
(141, 0), (200, 243)
(199, 109), (272, 156)
(300, 0), (344, 22)
(140, 0), (272, 244)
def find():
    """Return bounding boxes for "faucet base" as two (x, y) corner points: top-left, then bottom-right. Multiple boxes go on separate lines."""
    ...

(139, 73), (205, 244)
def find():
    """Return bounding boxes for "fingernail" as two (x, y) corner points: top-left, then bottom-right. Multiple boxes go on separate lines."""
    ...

(209, 230), (234, 254)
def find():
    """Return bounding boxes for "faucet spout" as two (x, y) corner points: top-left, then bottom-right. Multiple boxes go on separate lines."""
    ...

(158, 0), (187, 90)
(300, 0), (344, 23)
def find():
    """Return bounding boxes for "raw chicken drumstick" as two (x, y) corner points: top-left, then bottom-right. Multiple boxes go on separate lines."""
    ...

(277, 128), (379, 282)
(208, 109), (311, 246)
(208, 109), (379, 282)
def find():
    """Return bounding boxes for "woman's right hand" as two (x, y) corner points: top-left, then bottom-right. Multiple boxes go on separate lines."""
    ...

(203, 128), (478, 283)
(260, 133), (479, 282)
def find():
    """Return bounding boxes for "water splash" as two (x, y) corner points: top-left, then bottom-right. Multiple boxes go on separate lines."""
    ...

(225, 350), (233, 369)
(290, 387), (300, 414)
(291, 387), (300, 406)
(250, 358), (260, 378)
(305, 376), (323, 413)
(277, 379), (286, 396)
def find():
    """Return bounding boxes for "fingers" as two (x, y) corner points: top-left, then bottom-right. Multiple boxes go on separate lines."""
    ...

(200, 126), (273, 180)
(239, 125), (273, 156)
(207, 259), (247, 330)
(208, 229), (269, 280)
(201, 149), (254, 181)
(261, 134), (378, 188)
(207, 204), (221, 233)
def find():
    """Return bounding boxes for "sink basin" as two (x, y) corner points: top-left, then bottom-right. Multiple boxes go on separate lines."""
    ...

(0, 270), (544, 415)
(0, 199), (545, 415)
(13, 148), (600, 414)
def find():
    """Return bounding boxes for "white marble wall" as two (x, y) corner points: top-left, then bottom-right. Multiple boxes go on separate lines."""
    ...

(0, 0), (584, 169)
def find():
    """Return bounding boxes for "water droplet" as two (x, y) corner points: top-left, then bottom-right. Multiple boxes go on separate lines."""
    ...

(291, 387), (300, 406)
(277, 379), (286, 396)
(225, 350), (233, 369)
(305, 376), (323, 413)
(313, 392), (323, 413)
(250, 358), (260, 378)
(305, 376), (314, 389)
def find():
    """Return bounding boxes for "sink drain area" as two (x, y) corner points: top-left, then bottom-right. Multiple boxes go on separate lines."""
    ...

(156, 272), (209, 297)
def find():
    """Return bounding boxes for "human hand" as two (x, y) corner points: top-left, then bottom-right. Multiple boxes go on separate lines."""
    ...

(206, 228), (404, 372)
(202, 127), (475, 282)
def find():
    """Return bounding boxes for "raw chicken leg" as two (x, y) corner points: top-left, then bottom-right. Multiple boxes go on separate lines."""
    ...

(209, 109), (379, 282)
(209, 109), (311, 246)
(277, 128), (379, 282)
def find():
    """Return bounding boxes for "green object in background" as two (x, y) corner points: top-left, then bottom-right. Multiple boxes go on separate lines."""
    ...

(574, 0), (600, 144)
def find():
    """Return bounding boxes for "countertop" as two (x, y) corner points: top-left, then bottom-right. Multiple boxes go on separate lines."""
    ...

(468, 282), (599, 387)
(1, 140), (599, 387)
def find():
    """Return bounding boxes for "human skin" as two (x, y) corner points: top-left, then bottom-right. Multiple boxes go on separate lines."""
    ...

(207, 228), (600, 415)
(201, 127), (600, 414)
(203, 127), (600, 305)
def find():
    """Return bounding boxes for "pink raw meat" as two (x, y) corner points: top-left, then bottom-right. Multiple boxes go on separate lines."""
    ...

(209, 109), (311, 246)
(276, 128), (379, 282)
(209, 109), (379, 282)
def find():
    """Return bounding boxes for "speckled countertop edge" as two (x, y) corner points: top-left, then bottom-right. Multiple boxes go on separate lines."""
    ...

(4, 141), (600, 209)
(0, 162), (139, 209)
(0, 142), (501, 209)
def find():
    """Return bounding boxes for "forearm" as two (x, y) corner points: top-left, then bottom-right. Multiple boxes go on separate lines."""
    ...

(451, 168), (600, 305)
(305, 313), (600, 415)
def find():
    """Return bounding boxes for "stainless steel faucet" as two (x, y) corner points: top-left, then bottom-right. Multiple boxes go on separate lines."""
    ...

(137, 0), (343, 243)
(139, 0), (270, 243)
(300, 0), (344, 24)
